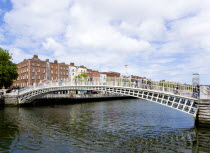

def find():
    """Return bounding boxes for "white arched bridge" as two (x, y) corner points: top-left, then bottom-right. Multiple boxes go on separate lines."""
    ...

(10, 79), (198, 117)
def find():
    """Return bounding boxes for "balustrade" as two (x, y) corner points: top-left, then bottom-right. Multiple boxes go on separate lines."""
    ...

(17, 77), (195, 99)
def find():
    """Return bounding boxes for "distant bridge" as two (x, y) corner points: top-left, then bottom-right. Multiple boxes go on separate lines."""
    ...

(6, 80), (198, 117)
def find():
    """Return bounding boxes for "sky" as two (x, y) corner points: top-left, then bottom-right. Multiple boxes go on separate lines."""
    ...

(0, 0), (210, 84)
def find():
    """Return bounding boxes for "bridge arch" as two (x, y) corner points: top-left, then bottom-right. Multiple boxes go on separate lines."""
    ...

(18, 85), (198, 116)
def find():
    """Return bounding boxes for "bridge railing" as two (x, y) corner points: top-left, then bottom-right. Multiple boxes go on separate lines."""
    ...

(17, 77), (195, 98)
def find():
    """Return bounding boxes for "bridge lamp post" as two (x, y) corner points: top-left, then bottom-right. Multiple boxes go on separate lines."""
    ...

(125, 64), (128, 76)
(124, 64), (131, 87)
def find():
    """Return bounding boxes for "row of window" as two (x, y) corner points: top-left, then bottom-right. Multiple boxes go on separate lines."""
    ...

(31, 63), (46, 67)
(32, 75), (45, 80)
(19, 68), (86, 74)
(14, 82), (28, 87)
(31, 63), (69, 70)
(51, 66), (68, 70)
(50, 71), (69, 75)
(51, 77), (68, 80)
(17, 75), (29, 80)
(17, 75), (45, 80)
(18, 63), (28, 68)
(19, 69), (29, 74)
(17, 75), (69, 80)
(31, 68), (45, 73)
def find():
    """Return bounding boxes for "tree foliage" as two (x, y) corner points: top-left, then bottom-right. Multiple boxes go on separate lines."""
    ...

(75, 73), (88, 81)
(0, 47), (18, 88)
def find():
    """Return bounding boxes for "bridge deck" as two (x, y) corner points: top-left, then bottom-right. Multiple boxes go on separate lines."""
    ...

(7, 80), (198, 117)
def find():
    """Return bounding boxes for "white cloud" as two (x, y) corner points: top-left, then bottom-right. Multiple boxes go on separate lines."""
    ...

(1, 0), (210, 84)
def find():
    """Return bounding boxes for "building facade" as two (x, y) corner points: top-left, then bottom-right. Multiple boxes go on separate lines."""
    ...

(13, 55), (122, 88)
(101, 71), (120, 78)
(13, 55), (70, 88)
(69, 63), (87, 81)
(87, 69), (101, 81)
(100, 73), (107, 84)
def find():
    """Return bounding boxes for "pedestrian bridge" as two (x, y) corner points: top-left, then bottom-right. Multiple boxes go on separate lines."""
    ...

(9, 80), (198, 117)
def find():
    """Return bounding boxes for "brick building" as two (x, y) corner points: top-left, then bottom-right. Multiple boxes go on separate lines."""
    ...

(13, 55), (69, 88)
(13, 55), (122, 88)
(87, 69), (100, 78)
(87, 69), (101, 81)
(101, 71), (120, 78)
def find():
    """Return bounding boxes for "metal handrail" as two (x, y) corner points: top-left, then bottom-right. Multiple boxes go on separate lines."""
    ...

(17, 78), (195, 99)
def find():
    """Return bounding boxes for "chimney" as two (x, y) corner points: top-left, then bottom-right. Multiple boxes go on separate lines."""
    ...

(46, 59), (49, 62)
(54, 60), (58, 64)
(33, 55), (38, 59)
(70, 62), (74, 66)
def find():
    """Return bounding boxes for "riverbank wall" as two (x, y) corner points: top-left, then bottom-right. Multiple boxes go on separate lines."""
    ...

(195, 99), (210, 127)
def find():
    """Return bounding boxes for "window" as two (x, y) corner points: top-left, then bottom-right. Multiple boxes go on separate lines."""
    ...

(32, 68), (35, 72)
(32, 75), (35, 79)
(37, 64), (40, 66)
(42, 69), (45, 73)
(32, 63), (35, 66)
(37, 69), (40, 72)
(51, 71), (53, 74)
(42, 75), (45, 80)
(37, 75), (40, 79)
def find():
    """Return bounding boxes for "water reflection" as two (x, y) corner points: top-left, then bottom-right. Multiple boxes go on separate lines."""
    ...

(0, 99), (210, 152)
(195, 127), (210, 153)
(0, 107), (19, 152)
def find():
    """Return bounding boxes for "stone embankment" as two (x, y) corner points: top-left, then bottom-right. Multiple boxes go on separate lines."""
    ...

(196, 100), (210, 127)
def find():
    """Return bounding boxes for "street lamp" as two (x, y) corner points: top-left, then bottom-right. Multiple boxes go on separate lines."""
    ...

(125, 64), (128, 76)
(124, 64), (131, 87)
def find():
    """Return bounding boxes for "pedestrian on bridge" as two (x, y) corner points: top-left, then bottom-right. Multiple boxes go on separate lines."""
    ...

(135, 80), (138, 88)
(196, 85), (200, 98)
(192, 86), (197, 98)
(148, 80), (152, 89)
(174, 84), (179, 95)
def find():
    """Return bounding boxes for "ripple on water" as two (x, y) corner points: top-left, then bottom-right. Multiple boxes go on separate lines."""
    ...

(0, 99), (208, 153)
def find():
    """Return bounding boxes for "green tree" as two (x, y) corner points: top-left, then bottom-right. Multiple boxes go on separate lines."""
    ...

(0, 48), (18, 88)
(75, 73), (88, 81)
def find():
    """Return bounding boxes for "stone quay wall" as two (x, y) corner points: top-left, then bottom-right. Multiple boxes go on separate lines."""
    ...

(196, 100), (210, 127)
(3, 95), (19, 106)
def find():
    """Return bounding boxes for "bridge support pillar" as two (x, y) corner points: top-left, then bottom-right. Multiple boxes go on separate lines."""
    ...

(195, 99), (210, 127)
(4, 95), (19, 106)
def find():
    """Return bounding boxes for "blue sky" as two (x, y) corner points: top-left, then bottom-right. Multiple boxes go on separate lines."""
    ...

(1, 0), (210, 84)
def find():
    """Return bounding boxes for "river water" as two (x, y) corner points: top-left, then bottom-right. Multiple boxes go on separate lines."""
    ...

(0, 99), (210, 153)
